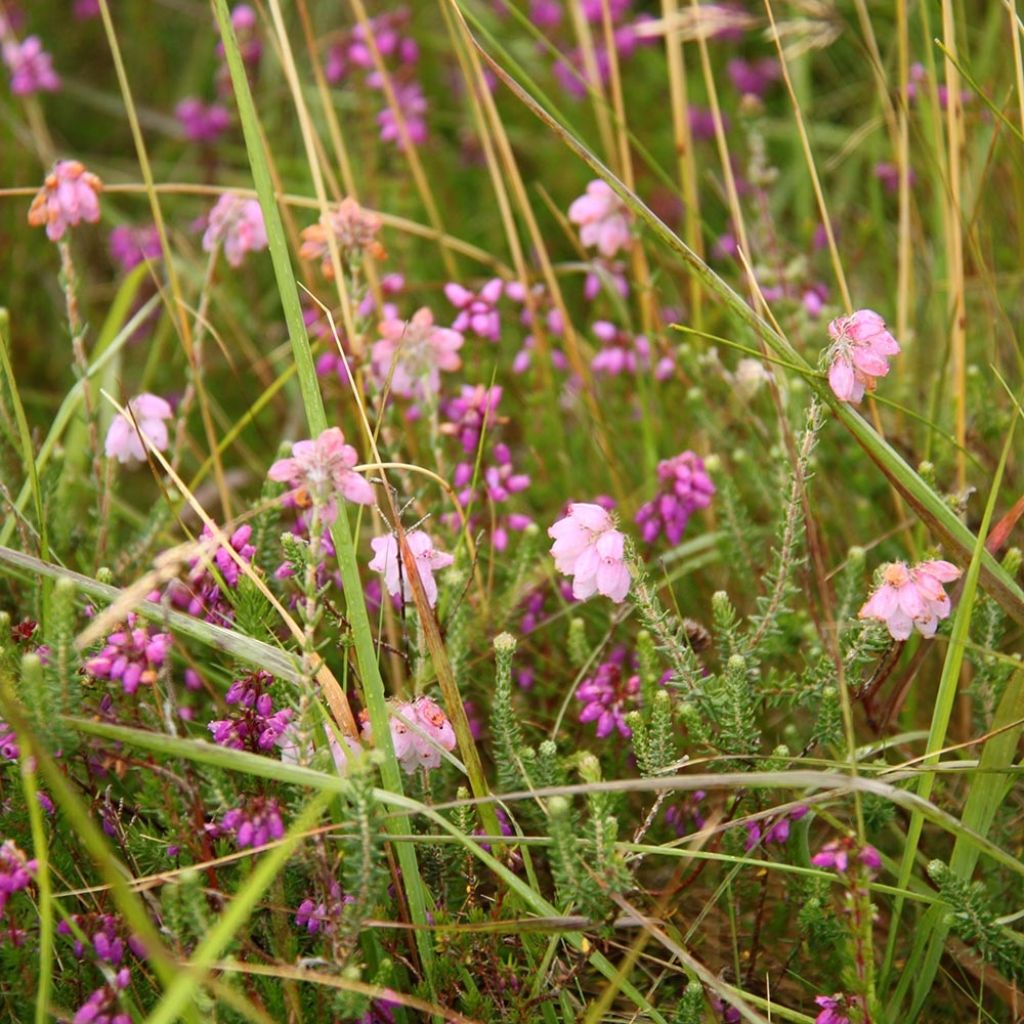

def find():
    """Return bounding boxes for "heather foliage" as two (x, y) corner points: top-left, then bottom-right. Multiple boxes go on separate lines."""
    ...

(0, 2), (1022, 1023)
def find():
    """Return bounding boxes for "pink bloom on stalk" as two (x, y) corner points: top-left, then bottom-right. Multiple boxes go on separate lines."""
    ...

(568, 180), (632, 258)
(444, 278), (504, 342)
(202, 192), (267, 267)
(0, 841), (37, 920)
(814, 995), (850, 1024)
(27, 160), (102, 241)
(376, 81), (428, 148)
(548, 502), (631, 603)
(268, 427), (375, 520)
(220, 797), (284, 848)
(2, 35), (60, 94)
(368, 531), (454, 608)
(108, 224), (162, 272)
(74, 0), (101, 18)
(361, 696), (456, 774)
(825, 309), (900, 404)
(371, 307), (464, 399)
(576, 648), (640, 738)
(636, 451), (715, 546)
(175, 97), (231, 143)
(84, 613), (171, 695)
(104, 393), (173, 465)
(858, 559), (961, 641)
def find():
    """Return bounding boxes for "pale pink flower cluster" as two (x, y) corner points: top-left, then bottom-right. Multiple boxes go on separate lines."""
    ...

(361, 696), (456, 774)
(27, 160), (102, 242)
(368, 531), (454, 608)
(267, 427), (375, 521)
(859, 559), (961, 640)
(548, 503), (631, 603)
(371, 307), (463, 399)
(104, 394), (173, 465)
(568, 180), (632, 259)
(825, 309), (900, 404)
(2, 35), (60, 95)
(201, 193), (267, 267)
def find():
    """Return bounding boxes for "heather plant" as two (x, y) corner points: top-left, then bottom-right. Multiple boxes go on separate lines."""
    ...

(0, 2), (1023, 1023)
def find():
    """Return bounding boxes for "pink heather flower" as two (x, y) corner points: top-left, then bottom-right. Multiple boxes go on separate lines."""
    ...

(368, 531), (454, 608)
(825, 309), (900, 404)
(444, 278), (504, 341)
(104, 393), (173, 465)
(85, 613), (171, 695)
(220, 797), (285, 848)
(361, 696), (456, 774)
(726, 57), (780, 98)
(202, 192), (267, 267)
(858, 559), (961, 640)
(0, 841), (37, 921)
(208, 670), (293, 753)
(371, 307), (464, 399)
(299, 197), (386, 275)
(72, 968), (132, 1024)
(440, 384), (503, 454)
(636, 451), (715, 546)
(268, 427), (375, 520)
(3, 35), (60, 94)
(548, 502), (631, 603)
(175, 97), (231, 143)
(576, 647), (640, 738)
(108, 224), (162, 272)
(376, 81), (428, 148)
(27, 160), (102, 242)
(814, 995), (850, 1024)
(811, 838), (881, 877)
(74, 0), (101, 17)
(295, 881), (351, 935)
(568, 180), (632, 258)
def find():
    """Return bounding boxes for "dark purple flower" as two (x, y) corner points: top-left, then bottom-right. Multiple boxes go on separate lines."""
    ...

(208, 671), (293, 753)
(220, 797), (285, 848)
(814, 994), (850, 1024)
(576, 647), (640, 739)
(635, 451), (715, 546)
(175, 97), (231, 144)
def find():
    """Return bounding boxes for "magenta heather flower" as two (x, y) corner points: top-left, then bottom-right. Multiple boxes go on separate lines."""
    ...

(371, 307), (464, 399)
(104, 393), (173, 465)
(295, 880), (352, 935)
(376, 81), (428, 148)
(548, 502), (631, 603)
(814, 994), (850, 1024)
(726, 57), (780, 98)
(361, 696), (457, 774)
(636, 451), (715, 546)
(858, 559), (961, 640)
(0, 841), (36, 921)
(576, 648), (640, 738)
(220, 797), (285, 848)
(589, 321), (674, 379)
(825, 309), (900, 404)
(175, 96), (231, 144)
(268, 427), (375, 520)
(0, 721), (17, 761)
(72, 968), (132, 1024)
(108, 224), (162, 272)
(74, 0), (101, 17)
(811, 837), (881, 876)
(444, 278), (504, 342)
(368, 531), (454, 608)
(156, 523), (255, 626)
(2, 34), (59, 94)
(85, 613), (171, 695)
(202, 192), (267, 267)
(209, 671), (294, 753)
(568, 180), (632, 258)
(27, 160), (102, 241)
(744, 806), (808, 851)
(440, 384), (503, 454)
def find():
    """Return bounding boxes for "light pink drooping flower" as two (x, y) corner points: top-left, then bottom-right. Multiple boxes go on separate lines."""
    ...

(371, 307), (463, 399)
(2, 35), (60, 95)
(825, 309), (900, 404)
(104, 394), (173, 465)
(361, 696), (456, 774)
(27, 160), (102, 242)
(368, 531), (454, 608)
(267, 427), (375, 521)
(202, 193), (267, 267)
(548, 502), (631, 603)
(568, 180), (632, 258)
(858, 559), (961, 640)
